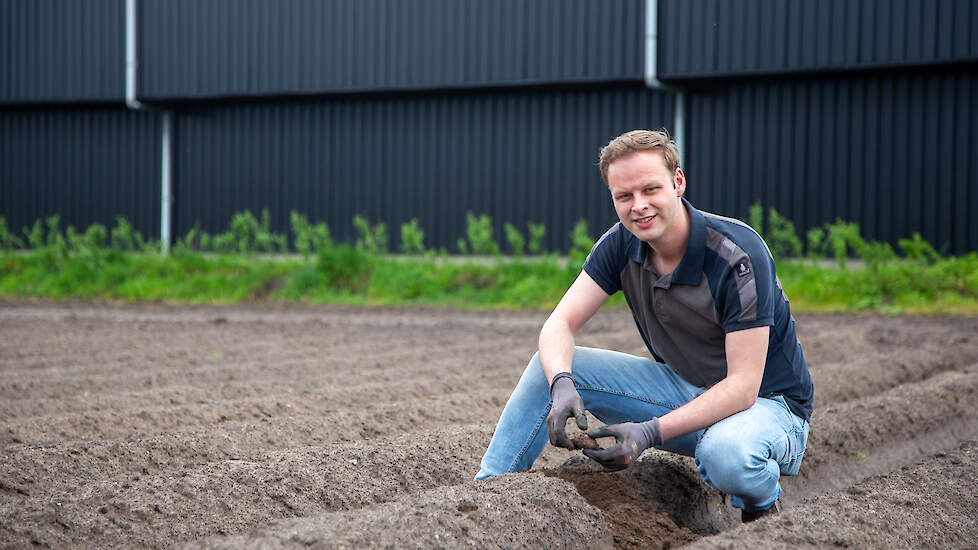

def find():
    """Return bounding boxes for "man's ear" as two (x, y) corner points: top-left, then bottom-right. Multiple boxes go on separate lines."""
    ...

(674, 169), (686, 196)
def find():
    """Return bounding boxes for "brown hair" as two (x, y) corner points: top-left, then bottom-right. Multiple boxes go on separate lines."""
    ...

(598, 129), (680, 184)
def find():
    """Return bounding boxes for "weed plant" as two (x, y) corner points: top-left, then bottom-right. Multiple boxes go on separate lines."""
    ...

(399, 219), (425, 254)
(353, 215), (388, 255)
(503, 223), (525, 257)
(567, 220), (594, 269)
(1, 207), (976, 313)
(527, 223), (546, 254)
(460, 212), (500, 256)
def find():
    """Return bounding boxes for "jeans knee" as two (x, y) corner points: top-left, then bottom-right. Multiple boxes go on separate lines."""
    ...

(695, 432), (768, 493)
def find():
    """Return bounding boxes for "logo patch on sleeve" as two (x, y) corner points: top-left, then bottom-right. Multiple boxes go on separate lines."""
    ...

(736, 261), (751, 278)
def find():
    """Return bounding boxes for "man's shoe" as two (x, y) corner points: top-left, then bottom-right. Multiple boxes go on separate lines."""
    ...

(741, 500), (781, 523)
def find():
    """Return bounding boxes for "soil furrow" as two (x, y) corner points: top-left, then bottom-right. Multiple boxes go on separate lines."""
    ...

(0, 426), (493, 549)
(785, 363), (978, 499)
(810, 349), (977, 406)
(797, 314), (978, 366)
(183, 474), (614, 550)
(0, 336), (527, 397)
(1, 391), (512, 491)
(0, 367), (523, 436)
(0, 302), (547, 332)
(0, 351), (530, 419)
(685, 441), (978, 550)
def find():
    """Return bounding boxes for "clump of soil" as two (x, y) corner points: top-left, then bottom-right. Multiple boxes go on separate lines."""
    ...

(547, 457), (700, 550)
(572, 432), (601, 450)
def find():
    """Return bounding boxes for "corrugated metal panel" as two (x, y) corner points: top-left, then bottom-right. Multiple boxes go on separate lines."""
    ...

(0, 108), (159, 239)
(139, 0), (644, 101)
(0, 0), (124, 104)
(658, 0), (978, 79)
(685, 69), (977, 255)
(173, 85), (675, 251)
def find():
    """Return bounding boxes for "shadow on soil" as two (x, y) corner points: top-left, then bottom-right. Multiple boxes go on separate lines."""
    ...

(546, 453), (739, 549)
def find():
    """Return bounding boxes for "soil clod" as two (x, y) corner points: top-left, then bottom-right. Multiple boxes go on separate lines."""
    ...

(572, 432), (601, 450)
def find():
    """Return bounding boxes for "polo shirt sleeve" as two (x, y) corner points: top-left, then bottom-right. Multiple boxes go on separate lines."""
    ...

(582, 224), (628, 295)
(719, 238), (776, 333)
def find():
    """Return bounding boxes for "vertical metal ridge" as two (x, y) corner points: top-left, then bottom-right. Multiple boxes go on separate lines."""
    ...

(684, 70), (976, 253)
(658, 0), (978, 79)
(129, 0), (643, 100)
(160, 86), (667, 252)
(0, 0), (123, 103)
(0, 108), (159, 239)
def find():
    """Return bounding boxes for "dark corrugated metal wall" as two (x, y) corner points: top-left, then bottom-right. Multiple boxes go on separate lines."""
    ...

(174, 85), (675, 251)
(3, 0), (977, 254)
(659, 0), (978, 78)
(0, 0), (124, 104)
(0, 108), (160, 239)
(139, 0), (644, 100)
(686, 69), (977, 254)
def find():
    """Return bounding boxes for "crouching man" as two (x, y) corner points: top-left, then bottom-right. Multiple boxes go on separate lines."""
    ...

(475, 130), (813, 522)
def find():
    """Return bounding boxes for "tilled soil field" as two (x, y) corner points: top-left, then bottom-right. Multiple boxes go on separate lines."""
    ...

(1, 301), (977, 549)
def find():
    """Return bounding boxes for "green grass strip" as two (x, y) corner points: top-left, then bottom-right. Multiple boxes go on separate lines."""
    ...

(2, 248), (976, 314)
(777, 257), (978, 315)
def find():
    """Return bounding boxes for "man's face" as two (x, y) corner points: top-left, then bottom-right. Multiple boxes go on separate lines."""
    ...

(606, 150), (685, 245)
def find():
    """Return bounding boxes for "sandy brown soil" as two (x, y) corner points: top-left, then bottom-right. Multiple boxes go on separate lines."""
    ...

(1, 301), (977, 549)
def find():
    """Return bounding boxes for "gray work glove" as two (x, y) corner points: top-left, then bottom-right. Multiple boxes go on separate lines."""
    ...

(546, 372), (587, 450)
(582, 418), (663, 471)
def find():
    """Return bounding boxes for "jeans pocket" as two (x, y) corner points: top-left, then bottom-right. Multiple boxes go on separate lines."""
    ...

(780, 421), (810, 476)
(771, 396), (809, 476)
(770, 394), (792, 413)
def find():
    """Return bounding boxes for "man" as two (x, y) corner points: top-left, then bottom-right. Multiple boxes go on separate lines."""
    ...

(475, 129), (813, 522)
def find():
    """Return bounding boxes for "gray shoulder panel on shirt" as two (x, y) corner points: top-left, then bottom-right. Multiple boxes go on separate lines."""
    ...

(705, 226), (758, 323)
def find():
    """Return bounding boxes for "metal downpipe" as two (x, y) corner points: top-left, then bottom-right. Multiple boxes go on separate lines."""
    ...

(160, 112), (173, 254)
(125, 0), (144, 111)
(645, 0), (686, 169)
(673, 90), (686, 170)
(126, 0), (172, 253)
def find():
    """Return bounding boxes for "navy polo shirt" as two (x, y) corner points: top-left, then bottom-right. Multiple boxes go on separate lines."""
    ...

(583, 199), (814, 421)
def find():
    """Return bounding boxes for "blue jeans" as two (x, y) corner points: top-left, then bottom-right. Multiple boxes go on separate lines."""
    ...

(475, 347), (810, 512)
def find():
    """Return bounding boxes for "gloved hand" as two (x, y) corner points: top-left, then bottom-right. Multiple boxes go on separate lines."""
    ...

(546, 372), (587, 449)
(582, 418), (663, 471)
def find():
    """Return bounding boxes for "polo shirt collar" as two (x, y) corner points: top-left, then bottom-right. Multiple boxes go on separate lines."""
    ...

(671, 198), (707, 285)
(625, 229), (645, 264)
(628, 198), (706, 286)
